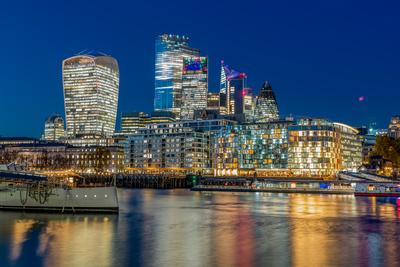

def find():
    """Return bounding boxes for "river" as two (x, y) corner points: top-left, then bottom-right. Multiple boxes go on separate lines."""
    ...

(1, 189), (399, 267)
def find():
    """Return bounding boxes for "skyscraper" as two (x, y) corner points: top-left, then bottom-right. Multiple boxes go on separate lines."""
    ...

(154, 34), (200, 116)
(218, 61), (248, 116)
(42, 115), (65, 141)
(180, 57), (208, 120)
(62, 54), (119, 137)
(254, 81), (279, 122)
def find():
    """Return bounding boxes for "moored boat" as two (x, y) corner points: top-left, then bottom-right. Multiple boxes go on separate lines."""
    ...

(0, 170), (119, 213)
(354, 183), (400, 197)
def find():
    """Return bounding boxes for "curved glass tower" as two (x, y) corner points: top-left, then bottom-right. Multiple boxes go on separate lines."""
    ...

(62, 54), (119, 137)
(254, 81), (279, 122)
(154, 34), (199, 116)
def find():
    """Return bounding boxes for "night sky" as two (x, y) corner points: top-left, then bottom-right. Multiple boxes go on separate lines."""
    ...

(0, 0), (399, 137)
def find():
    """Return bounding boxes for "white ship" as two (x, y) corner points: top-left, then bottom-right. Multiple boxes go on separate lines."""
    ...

(0, 165), (119, 213)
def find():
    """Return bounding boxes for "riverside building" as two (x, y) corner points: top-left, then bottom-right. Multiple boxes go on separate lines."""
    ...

(210, 119), (362, 178)
(62, 53), (119, 137)
(125, 119), (236, 173)
(287, 119), (362, 177)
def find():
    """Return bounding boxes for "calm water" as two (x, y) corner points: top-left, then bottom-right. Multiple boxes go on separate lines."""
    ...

(1, 189), (400, 267)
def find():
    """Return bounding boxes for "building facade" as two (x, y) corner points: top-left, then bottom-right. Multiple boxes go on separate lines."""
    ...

(42, 115), (65, 141)
(287, 119), (362, 177)
(180, 57), (208, 120)
(388, 115), (400, 139)
(210, 119), (362, 178)
(207, 92), (220, 111)
(254, 81), (279, 123)
(154, 34), (199, 116)
(62, 54), (119, 137)
(120, 111), (176, 134)
(218, 61), (252, 119)
(126, 123), (209, 171)
(66, 146), (124, 173)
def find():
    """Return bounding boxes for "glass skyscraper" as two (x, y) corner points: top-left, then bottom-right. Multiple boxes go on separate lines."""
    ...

(154, 34), (199, 116)
(180, 57), (208, 120)
(218, 61), (248, 116)
(254, 81), (279, 122)
(62, 54), (119, 137)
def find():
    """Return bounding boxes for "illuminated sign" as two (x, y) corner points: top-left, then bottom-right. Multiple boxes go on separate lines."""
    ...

(183, 57), (207, 74)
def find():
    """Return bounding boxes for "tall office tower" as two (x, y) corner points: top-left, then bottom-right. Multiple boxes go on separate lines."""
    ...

(62, 54), (119, 137)
(388, 115), (400, 139)
(207, 92), (220, 111)
(154, 34), (200, 116)
(42, 115), (65, 141)
(254, 81), (279, 122)
(218, 61), (227, 115)
(180, 57), (208, 120)
(218, 61), (248, 116)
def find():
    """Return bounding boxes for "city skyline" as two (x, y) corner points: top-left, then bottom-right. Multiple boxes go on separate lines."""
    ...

(0, 0), (399, 137)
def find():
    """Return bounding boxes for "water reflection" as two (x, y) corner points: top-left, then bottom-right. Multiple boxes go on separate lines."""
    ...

(0, 190), (399, 267)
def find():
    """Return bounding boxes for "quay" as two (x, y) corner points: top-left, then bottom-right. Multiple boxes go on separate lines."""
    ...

(191, 178), (355, 194)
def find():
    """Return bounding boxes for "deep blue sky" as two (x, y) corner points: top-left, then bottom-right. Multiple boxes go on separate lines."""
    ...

(0, 0), (399, 137)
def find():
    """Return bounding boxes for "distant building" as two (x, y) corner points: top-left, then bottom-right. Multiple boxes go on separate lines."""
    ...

(254, 81), (279, 122)
(62, 53), (119, 137)
(207, 92), (220, 111)
(388, 115), (400, 139)
(357, 124), (388, 164)
(180, 57), (208, 119)
(120, 111), (176, 134)
(0, 137), (40, 146)
(154, 34), (199, 116)
(218, 61), (250, 117)
(42, 115), (65, 141)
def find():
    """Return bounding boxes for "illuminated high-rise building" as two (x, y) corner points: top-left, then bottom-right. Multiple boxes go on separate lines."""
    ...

(254, 81), (279, 122)
(207, 92), (220, 111)
(180, 57), (208, 120)
(42, 115), (65, 141)
(218, 61), (248, 116)
(154, 34), (199, 116)
(62, 54), (119, 137)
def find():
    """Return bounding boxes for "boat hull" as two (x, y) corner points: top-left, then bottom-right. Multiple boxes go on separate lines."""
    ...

(0, 186), (119, 213)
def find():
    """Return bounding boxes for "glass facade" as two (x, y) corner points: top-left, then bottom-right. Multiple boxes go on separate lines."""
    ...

(154, 34), (199, 116)
(211, 119), (362, 178)
(218, 61), (250, 116)
(288, 119), (362, 177)
(207, 92), (220, 111)
(62, 55), (119, 137)
(254, 81), (279, 122)
(211, 121), (290, 175)
(180, 57), (208, 120)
